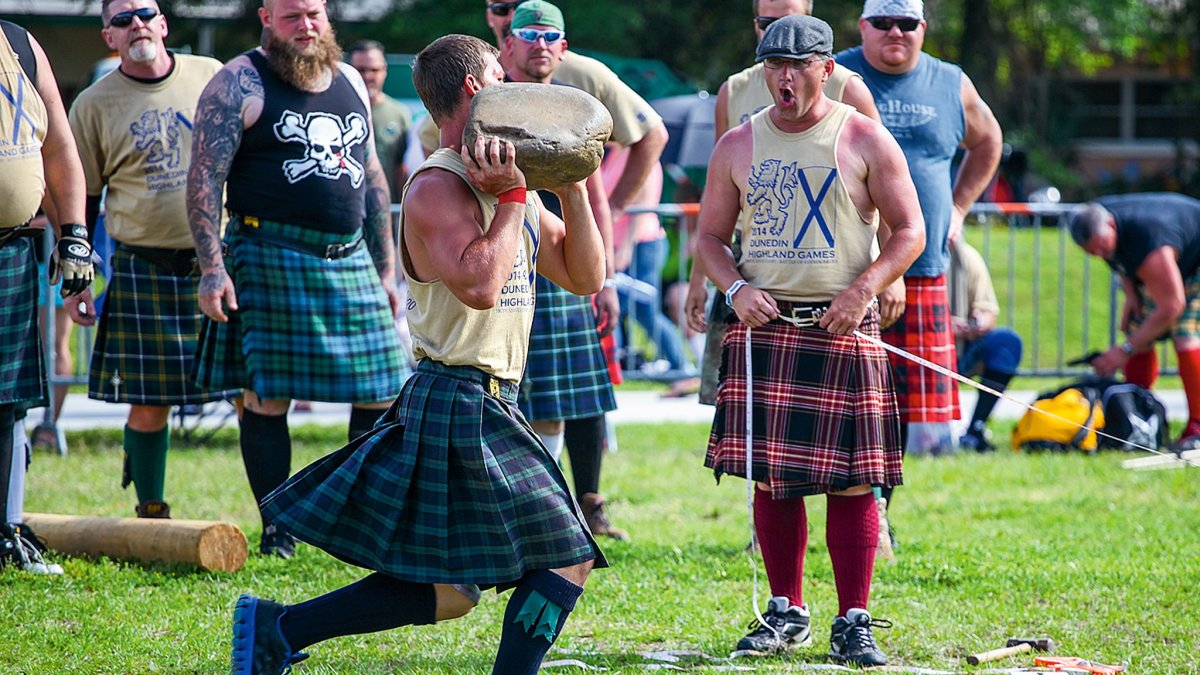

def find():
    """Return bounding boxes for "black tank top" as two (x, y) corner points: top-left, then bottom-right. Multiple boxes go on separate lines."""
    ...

(226, 50), (367, 234)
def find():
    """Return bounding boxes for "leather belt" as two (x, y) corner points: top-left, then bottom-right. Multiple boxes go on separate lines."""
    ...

(234, 214), (363, 260)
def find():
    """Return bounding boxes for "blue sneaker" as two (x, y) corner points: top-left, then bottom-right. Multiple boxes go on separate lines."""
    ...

(230, 594), (308, 674)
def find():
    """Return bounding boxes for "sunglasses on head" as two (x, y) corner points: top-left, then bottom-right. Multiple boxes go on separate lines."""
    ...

(754, 16), (779, 31)
(108, 7), (159, 28)
(867, 16), (921, 32)
(513, 28), (565, 44)
(488, 1), (526, 16)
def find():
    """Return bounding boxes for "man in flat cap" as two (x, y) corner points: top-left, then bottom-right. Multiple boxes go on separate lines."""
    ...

(697, 14), (924, 666)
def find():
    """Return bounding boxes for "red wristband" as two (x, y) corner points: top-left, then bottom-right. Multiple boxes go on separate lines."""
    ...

(498, 187), (527, 205)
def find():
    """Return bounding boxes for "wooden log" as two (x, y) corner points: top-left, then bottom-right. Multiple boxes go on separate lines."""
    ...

(23, 513), (248, 572)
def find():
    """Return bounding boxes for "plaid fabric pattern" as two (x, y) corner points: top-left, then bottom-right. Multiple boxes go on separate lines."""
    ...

(705, 308), (903, 499)
(262, 359), (606, 587)
(88, 247), (240, 404)
(518, 277), (616, 421)
(0, 239), (47, 407)
(193, 217), (405, 403)
(882, 275), (961, 423)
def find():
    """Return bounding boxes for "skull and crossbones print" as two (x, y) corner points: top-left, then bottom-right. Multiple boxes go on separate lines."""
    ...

(273, 110), (368, 187)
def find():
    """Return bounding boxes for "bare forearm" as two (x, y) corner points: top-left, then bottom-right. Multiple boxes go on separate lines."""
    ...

(953, 140), (1002, 214)
(697, 234), (742, 293)
(558, 185), (605, 293)
(42, 144), (86, 232)
(586, 177), (615, 277)
(363, 158), (396, 280)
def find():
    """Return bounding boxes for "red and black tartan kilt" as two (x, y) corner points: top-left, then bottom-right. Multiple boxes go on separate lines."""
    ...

(705, 308), (903, 499)
(882, 275), (960, 424)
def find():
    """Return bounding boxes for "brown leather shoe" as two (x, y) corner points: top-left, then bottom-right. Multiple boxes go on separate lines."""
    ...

(135, 499), (171, 519)
(579, 493), (630, 541)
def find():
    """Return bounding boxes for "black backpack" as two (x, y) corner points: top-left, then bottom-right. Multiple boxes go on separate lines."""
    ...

(1096, 382), (1168, 452)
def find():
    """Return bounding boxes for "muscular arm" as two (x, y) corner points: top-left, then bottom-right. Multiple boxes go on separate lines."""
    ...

(607, 121), (668, 214)
(1094, 247), (1184, 376)
(536, 182), (605, 295)
(949, 73), (1002, 240)
(31, 35), (85, 233)
(404, 137), (526, 310)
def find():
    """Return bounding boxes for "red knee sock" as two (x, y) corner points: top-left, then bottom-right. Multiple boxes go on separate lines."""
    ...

(826, 492), (879, 616)
(1123, 350), (1158, 389)
(754, 487), (807, 607)
(1176, 348), (1200, 423)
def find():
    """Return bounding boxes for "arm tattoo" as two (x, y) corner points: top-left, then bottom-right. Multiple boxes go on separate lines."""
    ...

(362, 154), (396, 280)
(187, 64), (259, 272)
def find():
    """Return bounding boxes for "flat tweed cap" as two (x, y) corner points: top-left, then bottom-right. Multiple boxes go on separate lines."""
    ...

(756, 15), (834, 63)
(861, 0), (924, 19)
(511, 0), (565, 31)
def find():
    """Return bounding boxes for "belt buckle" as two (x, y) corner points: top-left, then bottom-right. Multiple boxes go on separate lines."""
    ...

(784, 305), (825, 327)
(324, 243), (343, 260)
(244, 215), (260, 228)
(488, 377), (501, 398)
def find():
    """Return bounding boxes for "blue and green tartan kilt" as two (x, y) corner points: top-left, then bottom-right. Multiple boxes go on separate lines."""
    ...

(88, 247), (241, 405)
(262, 359), (606, 588)
(192, 217), (405, 403)
(518, 277), (616, 422)
(0, 239), (47, 407)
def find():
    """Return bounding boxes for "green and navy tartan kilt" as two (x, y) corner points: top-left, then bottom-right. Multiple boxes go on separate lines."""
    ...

(262, 359), (606, 587)
(518, 277), (616, 422)
(89, 247), (241, 404)
(192, 217), (405, 403)
(0, 238), (47, 407)
(705, 306), (903, 499)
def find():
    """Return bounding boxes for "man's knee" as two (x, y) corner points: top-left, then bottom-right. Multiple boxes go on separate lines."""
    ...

(127, 405), (171, 431)
(434, 583), (479, 621)
(243, 391), (290, 416)
(829, 484), (873, 497)
(982, 327), (1023, 374)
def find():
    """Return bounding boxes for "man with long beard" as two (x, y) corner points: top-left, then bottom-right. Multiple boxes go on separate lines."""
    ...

(188, 0), (407, 558)
(68, 0), (237, 521)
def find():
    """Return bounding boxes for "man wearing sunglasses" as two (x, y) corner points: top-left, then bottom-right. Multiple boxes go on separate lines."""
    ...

(0, 18), (89, 574)
(66, 0), (233, 522)
(189, 0), (408, 559)
(837, 0), (1001, 469)
(698, 14), (923, 668)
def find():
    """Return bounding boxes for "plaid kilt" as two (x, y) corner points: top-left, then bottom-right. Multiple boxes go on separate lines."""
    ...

(0, 239), (46, 407)
(89, 247), (240, 404)
(192, 218), (405, 403)
(882, 275), (961, 423)
(518, 277), (616, 421)
(262, 359), (606, 587)
(705, 307), (903, 499)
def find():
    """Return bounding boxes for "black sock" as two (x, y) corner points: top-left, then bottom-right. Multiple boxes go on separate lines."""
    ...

(970, 369), (1015, 434)
(279, 573), (436, 652)
(347, 406), (385, 444)
(239, 408), (291, 524)
(564, 415), (605, 496)
(0, 405), (14, 515)
(493, 570), (584, 675)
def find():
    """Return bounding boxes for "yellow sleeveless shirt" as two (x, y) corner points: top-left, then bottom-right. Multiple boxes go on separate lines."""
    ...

(399, 148), (540, 381)
(737, 102), (876, 302)
(0, 27), (47, 227)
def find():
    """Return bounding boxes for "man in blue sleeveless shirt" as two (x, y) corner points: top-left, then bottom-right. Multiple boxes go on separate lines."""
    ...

(836, 0), (1001, 539)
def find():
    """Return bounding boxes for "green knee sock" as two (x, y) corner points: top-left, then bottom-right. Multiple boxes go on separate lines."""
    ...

(124, 425), (169, 503)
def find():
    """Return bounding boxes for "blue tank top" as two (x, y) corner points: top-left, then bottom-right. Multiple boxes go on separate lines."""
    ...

(226, 50), (367, 234)
(835, 48), (964, 276)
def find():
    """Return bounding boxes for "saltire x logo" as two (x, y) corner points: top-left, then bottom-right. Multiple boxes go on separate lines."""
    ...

(175, 111), (193, 130)
(792, 167), (837, 248)
(0, 73), (37, 145)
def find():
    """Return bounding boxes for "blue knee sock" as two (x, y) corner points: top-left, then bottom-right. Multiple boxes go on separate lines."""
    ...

(492, 570), (584, 675)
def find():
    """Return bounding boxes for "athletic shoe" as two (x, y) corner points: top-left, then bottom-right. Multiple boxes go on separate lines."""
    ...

(580, 493), (630, 541)
(12, 522), (47, 553)
(135, 499), (172, 519)
(1169, 419), (1200, 453)
(735, 596), (812, 653)
(259, 525), (296, 559)
(230, 594), (308, 675)
(0, 523), (63, 575)
(959, 429), (996, 453)
(829, 608), (891, 667)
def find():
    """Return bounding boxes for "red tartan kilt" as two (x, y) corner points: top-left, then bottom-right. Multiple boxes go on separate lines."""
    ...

(704, 308), (903, 499)
(882, 275), (961, 423)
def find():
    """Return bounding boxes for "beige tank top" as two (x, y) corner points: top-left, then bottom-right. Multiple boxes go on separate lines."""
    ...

(0, 28), (47, 227)
(399, 148), (539, 381)
(737, 102), (876, 302)
(727, 61), (856, 129)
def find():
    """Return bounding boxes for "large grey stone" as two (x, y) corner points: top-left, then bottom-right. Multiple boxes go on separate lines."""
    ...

(464, 82), (613, 190)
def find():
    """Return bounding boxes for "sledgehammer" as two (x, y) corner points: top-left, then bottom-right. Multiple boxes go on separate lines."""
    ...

(966, 637), (1056, 665)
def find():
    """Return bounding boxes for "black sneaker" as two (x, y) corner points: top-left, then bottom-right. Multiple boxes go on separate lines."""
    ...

(259, 525), (296, 559)
(1, 523), (63, 575)
(959, 430), (996, 453)
(735, 596), (812, 653)
(830, 608), (891, 667)
(12, 523), (47, 554)
(230, 594), (308, 675)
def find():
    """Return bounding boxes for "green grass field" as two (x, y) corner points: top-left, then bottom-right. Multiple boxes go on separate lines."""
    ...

(4, 421), (1198, 673)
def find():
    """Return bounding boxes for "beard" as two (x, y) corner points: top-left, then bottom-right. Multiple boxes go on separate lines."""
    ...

(128, 40), (159, 63)
(265, 25), (343, 91)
